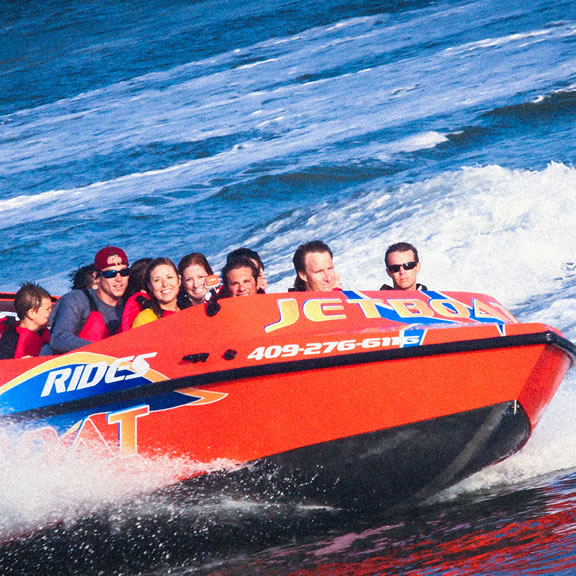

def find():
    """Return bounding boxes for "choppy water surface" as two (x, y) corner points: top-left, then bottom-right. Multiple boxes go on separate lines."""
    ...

(1, 0), (576, 573)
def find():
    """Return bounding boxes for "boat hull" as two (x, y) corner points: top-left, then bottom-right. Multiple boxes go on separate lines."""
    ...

(182, 400), (529, 513)
(0, 291), (574, 512)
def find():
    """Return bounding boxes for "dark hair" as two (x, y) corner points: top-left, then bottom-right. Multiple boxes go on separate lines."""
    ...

(290, 240), (332, 290)
(220, 257), (259, 298)
(14, 282), (51, 320)
(226, 248), (264, 271)
(68, 264), (96, 290)
(290, 276), (307, 292)
(385, 242), (420, 267)
(292, 240), (333, 274)
(125, 257), (153, 299)
(178, 252), (213, 276)
(144, 257), (179, 317)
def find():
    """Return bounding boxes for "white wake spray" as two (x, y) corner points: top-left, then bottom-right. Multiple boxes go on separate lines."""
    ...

(0, 439), (235, 542)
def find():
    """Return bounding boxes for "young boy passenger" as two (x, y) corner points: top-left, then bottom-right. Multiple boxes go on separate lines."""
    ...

(0, 282), (53, 359)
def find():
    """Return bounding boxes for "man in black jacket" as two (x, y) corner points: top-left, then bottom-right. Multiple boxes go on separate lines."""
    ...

(380, 242), (427, 291)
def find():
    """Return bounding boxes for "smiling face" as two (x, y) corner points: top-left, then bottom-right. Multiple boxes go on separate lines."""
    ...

(96, 254), (129, 305)
(148, 263), (181, 310)
(386, 249), (421, 290)
(226, 266), (258, 297)
(182, 263), (209, 304)
(299, 251), (337, 292)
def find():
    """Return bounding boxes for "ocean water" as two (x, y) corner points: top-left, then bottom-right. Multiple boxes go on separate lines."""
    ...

(1, 0), (576, 573)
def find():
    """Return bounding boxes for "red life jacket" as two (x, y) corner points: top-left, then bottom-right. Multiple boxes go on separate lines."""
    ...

(0, 317), (49, 359)
(121, 292), (150, 332)
(77, 290), (113, 341)
(14, 326), (50, 358)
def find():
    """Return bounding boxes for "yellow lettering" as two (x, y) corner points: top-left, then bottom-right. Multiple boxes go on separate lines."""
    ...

(473, 299), (516, 323)
(303, 299), (346, 322)
(389, 299), (434, 318)
(107, 405), (150, 457)
(265, 298), (300, 333)
(347, 298), (385, 319)
(430, 299), (470, 318)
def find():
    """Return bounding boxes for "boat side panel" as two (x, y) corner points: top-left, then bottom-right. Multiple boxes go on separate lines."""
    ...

(181, 401), (530, 513)
(0, 289), (565, 420)
(518, 345), (572, 427)
(165, 347), (537, 463)
(11, 342), (551, 468)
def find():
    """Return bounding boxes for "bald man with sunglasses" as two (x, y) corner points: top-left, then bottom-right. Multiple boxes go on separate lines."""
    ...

(380, 242), (428, 291)
(50, 246), (130, 354)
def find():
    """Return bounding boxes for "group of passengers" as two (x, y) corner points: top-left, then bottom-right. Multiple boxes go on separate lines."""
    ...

(0, 240), (426, 360)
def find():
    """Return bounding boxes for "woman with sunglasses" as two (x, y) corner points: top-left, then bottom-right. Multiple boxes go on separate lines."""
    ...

(380, 242), (428, 291)
(131, 257), (181, 328)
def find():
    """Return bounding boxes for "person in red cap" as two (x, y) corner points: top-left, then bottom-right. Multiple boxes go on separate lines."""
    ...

(50, 246), (130, 354)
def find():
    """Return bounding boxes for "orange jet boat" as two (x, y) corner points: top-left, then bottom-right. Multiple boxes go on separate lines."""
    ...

(0, 289), (574, 512)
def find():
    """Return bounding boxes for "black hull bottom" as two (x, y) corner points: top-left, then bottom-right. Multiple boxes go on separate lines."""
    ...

(0, 402), (531, 574)
(186, 401), (530, 514)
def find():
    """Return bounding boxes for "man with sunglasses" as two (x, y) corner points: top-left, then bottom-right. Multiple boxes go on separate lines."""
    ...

(380, 242), (428, 291)
(50, 246), (130, 354)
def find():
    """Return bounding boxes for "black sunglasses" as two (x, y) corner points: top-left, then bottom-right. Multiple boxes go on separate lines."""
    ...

(387, 261), (418, 273)
(99, 268), (130, 279)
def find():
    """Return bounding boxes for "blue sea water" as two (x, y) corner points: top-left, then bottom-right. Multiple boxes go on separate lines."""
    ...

(1, 0), (576, 573)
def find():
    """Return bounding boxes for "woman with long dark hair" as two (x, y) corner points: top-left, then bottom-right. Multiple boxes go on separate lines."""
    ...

(131, 257), (181, 328)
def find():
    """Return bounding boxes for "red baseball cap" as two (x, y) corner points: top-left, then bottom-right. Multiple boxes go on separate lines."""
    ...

(94, 246), (129, 271)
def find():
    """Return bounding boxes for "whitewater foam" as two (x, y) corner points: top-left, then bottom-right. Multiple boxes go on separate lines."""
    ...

(0, 434), (236, 541)
(294, 162), (576, 332)
(437, 371), (576, 501)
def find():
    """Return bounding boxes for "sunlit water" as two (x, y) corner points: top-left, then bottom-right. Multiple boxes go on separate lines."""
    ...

(1, 0), (576, 573)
